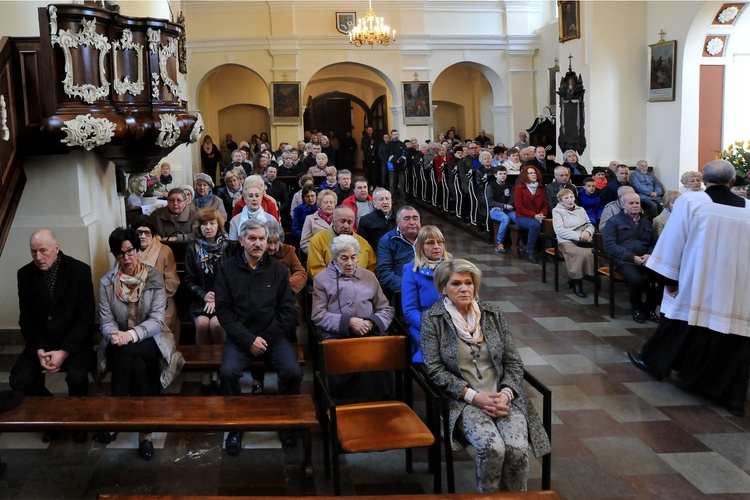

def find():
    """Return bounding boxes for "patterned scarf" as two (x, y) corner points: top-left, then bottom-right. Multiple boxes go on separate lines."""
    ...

(194, 235), (228, 276)
(227, 185), (242, 207)
(317, 207), (333, 225)
(114, 261), (148, 304)
(43, 255), (62, 299)
(443, 297), (483, 345)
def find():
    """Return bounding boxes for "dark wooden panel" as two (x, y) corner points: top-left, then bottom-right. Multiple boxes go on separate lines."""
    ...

(0, 395), (317, 432)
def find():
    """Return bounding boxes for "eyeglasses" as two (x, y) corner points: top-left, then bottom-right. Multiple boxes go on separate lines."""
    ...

(114, 247), (138, 259)
(424, 240), (444, 246)
(136, 229), (151, 236)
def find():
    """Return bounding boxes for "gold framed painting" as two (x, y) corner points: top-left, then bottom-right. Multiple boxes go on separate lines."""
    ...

(271, 82), (301, 125)
(648, 40), (676, 102)
(558, 1), (580, 43)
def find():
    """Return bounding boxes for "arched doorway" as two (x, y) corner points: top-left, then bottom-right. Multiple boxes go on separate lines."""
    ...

(303, 63), (392, 169)
(433, 62), (503, 143)
(196, 64), (270, 147)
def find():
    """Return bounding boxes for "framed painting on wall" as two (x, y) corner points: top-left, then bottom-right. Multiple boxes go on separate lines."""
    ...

(403, 81), (431, 125)
(558, 1), (580, 43)
(271, 82), (301, 125)
(336, 12), (356, 35)
(648, 40), (676, 102)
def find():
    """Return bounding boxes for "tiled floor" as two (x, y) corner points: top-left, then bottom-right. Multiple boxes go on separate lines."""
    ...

(0, 208), (748, 499)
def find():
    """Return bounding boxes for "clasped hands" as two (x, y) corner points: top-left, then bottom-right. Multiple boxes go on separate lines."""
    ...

(203, 291), (216, 314)
(473, 391), (511, 419)
(349, 317), (374, 337)
(37, 348), (68, 374)
(109, 330), (134, 347)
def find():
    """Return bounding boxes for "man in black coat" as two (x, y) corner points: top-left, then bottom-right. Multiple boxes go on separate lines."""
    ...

(215, 219), (301, 453)
(357, 187), (396, 252)
(11, 229), (95, 442)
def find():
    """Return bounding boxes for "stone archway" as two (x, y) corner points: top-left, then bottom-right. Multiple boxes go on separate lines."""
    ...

(432, 62), (502, 143)
(195, 64), (270, 146)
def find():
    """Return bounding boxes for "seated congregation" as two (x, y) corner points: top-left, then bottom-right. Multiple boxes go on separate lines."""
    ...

(6, 128), (748, 497)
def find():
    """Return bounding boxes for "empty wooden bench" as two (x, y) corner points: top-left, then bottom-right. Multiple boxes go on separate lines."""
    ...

(179, 343), (306, 370)
(0, 395), (317, 492)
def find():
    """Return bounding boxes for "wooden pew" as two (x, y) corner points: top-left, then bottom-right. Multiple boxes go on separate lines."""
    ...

(179, 343), (305, 371)
(98, 492), (562, 499)
(0, 395), (318, 492)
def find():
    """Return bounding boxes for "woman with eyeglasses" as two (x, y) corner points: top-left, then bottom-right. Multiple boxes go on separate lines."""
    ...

(401, 226), (451, 362)
(97, 228), (184, 461)
(420, 259), (551, 492)
(132, 217), (181, 343)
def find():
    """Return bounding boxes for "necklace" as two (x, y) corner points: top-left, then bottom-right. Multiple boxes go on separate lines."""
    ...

(462, 340), (483, 380)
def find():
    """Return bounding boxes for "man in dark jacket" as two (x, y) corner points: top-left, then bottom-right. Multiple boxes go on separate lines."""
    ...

(215, 219), (301, 453)
(11, 229), (95, 443)
(357, 187), (396, 251)
(386, 129), (407, 198)
(602, 192), (663, 324)
(376, 206), (421, 293)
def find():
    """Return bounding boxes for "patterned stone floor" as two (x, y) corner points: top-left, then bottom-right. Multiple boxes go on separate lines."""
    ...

(0, 209), (748, 499)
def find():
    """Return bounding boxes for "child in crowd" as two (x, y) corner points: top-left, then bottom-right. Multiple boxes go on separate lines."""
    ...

(578, 177), (603, 225)
(319, 166), (338, 190)
(487, 166), (516, 253)
(592, 167), (608, 190)
(491, 145), (507, 167)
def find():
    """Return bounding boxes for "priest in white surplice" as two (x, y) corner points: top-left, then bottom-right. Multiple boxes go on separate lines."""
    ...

(627, 160), (750, 417)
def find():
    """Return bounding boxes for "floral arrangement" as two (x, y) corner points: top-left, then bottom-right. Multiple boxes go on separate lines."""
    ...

(718, 140), (750, 178)
(127, 166), (164, 197)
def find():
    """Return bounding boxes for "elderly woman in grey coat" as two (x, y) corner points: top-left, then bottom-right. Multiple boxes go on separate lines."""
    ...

(420, 259), (551, 492)
(552, 188), (596, 298)
(311, 234), (395, 398)
(98, 228), (184, 460)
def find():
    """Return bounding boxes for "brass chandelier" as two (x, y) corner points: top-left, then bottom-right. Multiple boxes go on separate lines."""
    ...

(349, 0), (396, 46)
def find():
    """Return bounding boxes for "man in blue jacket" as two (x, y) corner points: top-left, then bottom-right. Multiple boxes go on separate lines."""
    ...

(376, 206), (421, 293)
(215, 219), (301, 453)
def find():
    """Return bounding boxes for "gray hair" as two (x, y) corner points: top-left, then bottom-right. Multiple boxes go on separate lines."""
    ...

(337, 169), (352, 179)
(239, 218), (268, 239)
(433, 259), (482, 299)
(316, 152), (328, 163)
(372, 187), (390, 200)
(479, 151), (492, 162)
(330, 234), (360, 260)
(680, 170), (702, 186)
(396, 205), (418, 220)
(317, 189), (338, 207)
(617, 185), (635, 199)
(264, 219), (285, 243)
(702, 159), (735, 186)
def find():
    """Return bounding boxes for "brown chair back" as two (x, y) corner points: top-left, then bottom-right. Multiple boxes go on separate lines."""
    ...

(542, 218), (555, 236)
(321, 336), (406, 375)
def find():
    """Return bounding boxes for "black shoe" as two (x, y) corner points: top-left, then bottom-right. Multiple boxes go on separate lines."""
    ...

(726, 400), (746, 417)
(138, 439), (154, 461)
(200, 381), (216, 396)
(279, 431), (297, 447)
(42, 431), (61, 443)
(226, 432), (243, 456)
(92, 431), (118, 444)
(632, 310), (646, 324)
(627, 350), (662, 380)
(647, 311), (661, 323)
(71, 432), (88, 444)
(527, 253), (538, 264)
(573, 280), (586, 298)
(251, 381), (264, 395)
(568, 279), (575, 289)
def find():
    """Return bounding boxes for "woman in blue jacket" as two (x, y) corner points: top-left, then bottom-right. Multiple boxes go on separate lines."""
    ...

(291, 186), (318, 239)
(401, 225), (451, 362)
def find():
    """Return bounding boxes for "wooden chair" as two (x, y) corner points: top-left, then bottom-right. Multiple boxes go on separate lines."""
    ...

(314, 336), (438, 495)
(540, 219), (565, 291)
(412, 364), (552, 492)
(592, 233), (652, 318)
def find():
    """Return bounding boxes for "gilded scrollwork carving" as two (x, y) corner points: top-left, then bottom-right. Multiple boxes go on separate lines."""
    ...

(177, 11), (187, 75)
(146, 27), (181, 98)
(60, 113), (116, 151)
(50, 18), (111, 104)
(189, 113), (204, 144)
(156, 113), (180, 147)
(112, 29), (144, 96)
(1, 95), (9, 141)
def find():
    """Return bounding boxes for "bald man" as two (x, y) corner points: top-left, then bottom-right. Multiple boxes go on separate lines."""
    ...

(11, 230), (95, 442)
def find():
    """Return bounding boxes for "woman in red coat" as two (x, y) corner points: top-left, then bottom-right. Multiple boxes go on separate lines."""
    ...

(513, 165), (548, 263)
